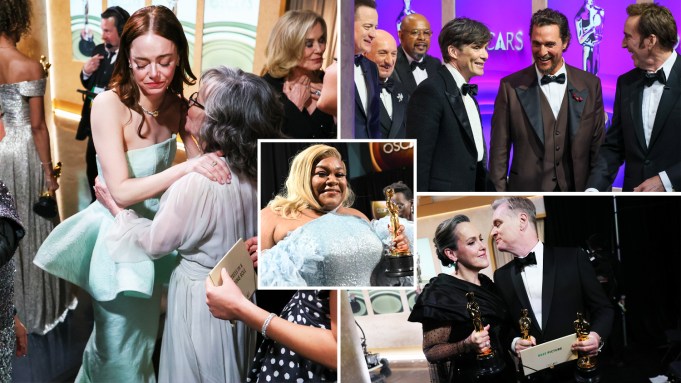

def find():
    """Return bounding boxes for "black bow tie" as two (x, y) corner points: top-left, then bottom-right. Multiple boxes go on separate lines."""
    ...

(461, 83), (478, 97)
(354, 55), (363, 66)
(380, 77), (395, 93)
(540, 73), (566, 85)
(643, 69), (667, 87)
(515, 252), (537, 270)
(410, 60), (426, 71)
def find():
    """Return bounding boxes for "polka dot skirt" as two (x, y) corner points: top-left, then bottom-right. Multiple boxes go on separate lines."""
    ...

(246, 290), (336, 382)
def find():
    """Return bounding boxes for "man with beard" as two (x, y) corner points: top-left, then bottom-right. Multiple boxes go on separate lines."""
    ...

(365, 30), (408, 138)
(77, 6), (129, 201)
(586, 3), (680, 192)
(394, 13), (440, 96)
(489, 8), (605, 192)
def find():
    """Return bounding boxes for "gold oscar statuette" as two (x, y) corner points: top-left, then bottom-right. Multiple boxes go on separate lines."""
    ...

(382, 187), (413, 277)
(465, 292), (505, 377)
(573, 312), (600, 383)
(520, 308), (532, 340)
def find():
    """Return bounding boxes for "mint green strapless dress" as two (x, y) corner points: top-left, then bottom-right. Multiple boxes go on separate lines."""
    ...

(34, 136), (179, 383)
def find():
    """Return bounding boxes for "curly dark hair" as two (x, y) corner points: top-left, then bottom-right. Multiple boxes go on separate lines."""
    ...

(0, 0), (31, 39)
(198, 66), (285, 180)
(109, 5), (196, 138)
(433, 214), (470, 267)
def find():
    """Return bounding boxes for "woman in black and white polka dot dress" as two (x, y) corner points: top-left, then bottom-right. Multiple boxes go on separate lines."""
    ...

(206, 271), (337, 382)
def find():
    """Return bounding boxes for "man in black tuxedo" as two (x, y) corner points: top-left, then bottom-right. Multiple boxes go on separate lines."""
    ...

(586, 3), (680, 192)
(491, 197), (613, 382)
(365, 30), (408, 138)
(77, 6), (129, 201)
(394, 14), (441, 96)
(353, 0), (381, 138)
(406, 18), (491, 192)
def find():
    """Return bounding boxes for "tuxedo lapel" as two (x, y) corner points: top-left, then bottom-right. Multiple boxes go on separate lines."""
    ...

(650, 55), (681, 148)
(355, 83), (367, 118)
(515, 67), (544, 144)
(511, 266), (542, 335)
(442, 67), (475, 146)
(541, 247), (556, 331)
(566, 67), (588, 139)
(396, 49), (418, 93)
(389, 90), (406, 138)
(379, 100), (391, 137)
(630, 79), (647, 151)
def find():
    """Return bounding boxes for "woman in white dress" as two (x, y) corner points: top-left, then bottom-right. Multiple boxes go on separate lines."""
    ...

(96, 66), (285, 382)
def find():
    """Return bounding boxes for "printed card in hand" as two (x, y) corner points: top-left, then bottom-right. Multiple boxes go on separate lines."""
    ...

(209, 238), (256, 299)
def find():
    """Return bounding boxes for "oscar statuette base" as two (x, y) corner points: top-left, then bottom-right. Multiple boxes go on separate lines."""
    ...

(383, 254), (414, 278)
(476, 350), (505, 377)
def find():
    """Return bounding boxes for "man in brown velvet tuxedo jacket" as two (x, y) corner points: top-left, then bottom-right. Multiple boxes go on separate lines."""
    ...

(489, 8), (605, 192)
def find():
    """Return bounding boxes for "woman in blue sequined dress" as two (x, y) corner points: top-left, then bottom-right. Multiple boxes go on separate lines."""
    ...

(33, 6), (231, 382)
(260, 144), (410, 287)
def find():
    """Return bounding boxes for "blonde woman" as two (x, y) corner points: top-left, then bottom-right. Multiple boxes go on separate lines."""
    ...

(260, 144), (409, 287)
(262, 10), (336, 138)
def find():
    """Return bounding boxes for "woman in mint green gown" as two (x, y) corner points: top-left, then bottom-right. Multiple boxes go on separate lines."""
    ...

(33, 6), (230, 382)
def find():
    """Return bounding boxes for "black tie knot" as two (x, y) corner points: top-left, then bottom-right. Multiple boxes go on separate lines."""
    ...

(515, 252), (537, 271)
(461, 83), (478, 97)
(410, 60), (426, 71)
(380, 77), (395, 93)
(644, 69), (666, 87)
(540, 73), (566, 85)
(354, 55), (363, 66)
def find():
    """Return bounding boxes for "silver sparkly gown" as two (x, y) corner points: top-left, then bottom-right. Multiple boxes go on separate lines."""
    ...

(0, 79), (72, 334)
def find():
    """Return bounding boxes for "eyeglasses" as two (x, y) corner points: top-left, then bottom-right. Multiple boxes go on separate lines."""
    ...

(188, 92), (204, 110)
(408, 29), (432, 38)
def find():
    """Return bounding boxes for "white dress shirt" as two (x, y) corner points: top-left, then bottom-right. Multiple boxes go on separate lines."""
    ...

(445, 63), (485, 162)
(642, 51), (677, 191)
(380, 83), (393, 119)
(510, 241), (544, 352)
(536, 61), (568, 119)
(354, 59), (368, 114)
(403, 47), (428, 85)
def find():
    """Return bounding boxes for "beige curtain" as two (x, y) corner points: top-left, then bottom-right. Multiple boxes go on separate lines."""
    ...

(287, 0), (338, 67)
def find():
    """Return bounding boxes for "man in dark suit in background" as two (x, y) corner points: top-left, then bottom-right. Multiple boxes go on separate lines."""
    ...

(365, 30), (408, 138)
(586, 3), (680, 192)
(77, 6), (129, 201)
(406, 18), (491, 192)
(394, 14), (441, 96)
(353, 0), (381, 138)
(489, 8), (605, 192)
(492, 197), (613, 382)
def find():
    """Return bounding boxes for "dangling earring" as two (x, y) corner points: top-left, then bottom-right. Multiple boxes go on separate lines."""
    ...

(128, 62), (132, 68)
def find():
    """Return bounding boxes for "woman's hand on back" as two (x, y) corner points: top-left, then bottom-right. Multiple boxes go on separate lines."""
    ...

(183, 152), (232, 184)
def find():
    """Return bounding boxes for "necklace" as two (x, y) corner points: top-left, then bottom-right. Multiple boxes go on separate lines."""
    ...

(140, 105), (160, 118)
(139, 94), (166, 118)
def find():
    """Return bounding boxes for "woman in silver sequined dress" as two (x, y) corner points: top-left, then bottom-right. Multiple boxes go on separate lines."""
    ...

(259, 144), (410, 287)
(0, 0), (72, 334)
(0, 179), (29, 380)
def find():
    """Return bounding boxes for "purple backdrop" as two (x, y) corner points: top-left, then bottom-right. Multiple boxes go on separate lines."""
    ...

(375, 0), (681, 190)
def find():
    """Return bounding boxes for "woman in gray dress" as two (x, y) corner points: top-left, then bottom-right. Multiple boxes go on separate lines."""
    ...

(0, 0), (72, 334)
(96, 66), (284, 382)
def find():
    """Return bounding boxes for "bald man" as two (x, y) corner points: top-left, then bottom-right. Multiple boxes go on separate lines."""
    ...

(365, 30), (409, 138)
(394, 13), (441, 95)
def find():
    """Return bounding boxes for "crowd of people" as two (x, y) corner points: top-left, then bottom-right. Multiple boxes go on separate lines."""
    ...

(353, 0), (680, 193)
(0, 0), (678, 381)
